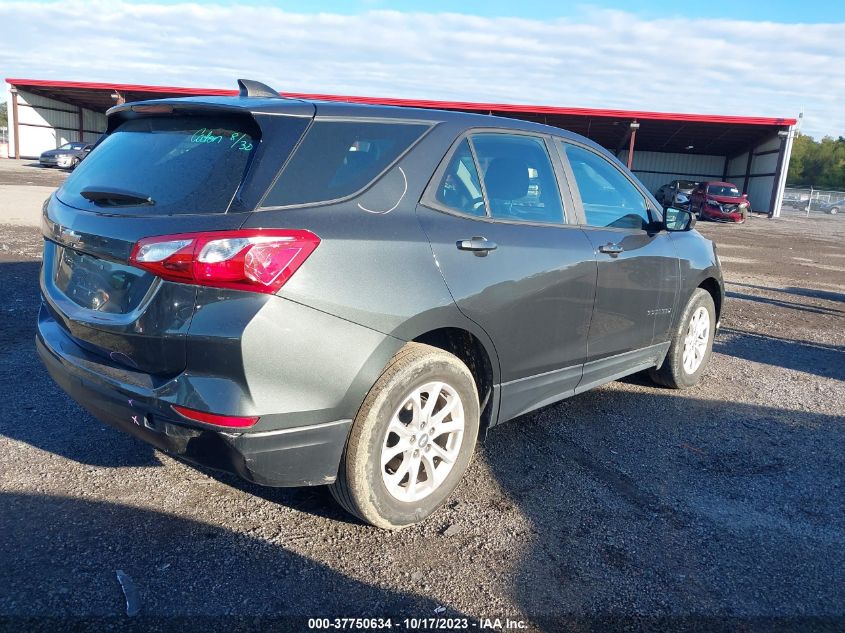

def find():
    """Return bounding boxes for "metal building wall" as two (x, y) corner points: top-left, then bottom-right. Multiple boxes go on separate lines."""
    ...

(5, 88), (106, 158)
(624, 151), (726, 195)
(724, 133), (786, 215)
(622, 136), (788, 215)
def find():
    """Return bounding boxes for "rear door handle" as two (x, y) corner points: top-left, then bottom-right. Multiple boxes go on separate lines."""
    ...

(457, 236), (497, 256)
(598, 242), (624, 256)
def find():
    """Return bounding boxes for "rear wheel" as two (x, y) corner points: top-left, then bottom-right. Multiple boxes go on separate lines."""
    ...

(330, 343), (479, 529)
(830, 207), (839, 215)
(649, 288), (716, 389)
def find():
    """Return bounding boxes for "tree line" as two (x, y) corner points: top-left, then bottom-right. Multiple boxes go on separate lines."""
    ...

(787, 133), (845, 190)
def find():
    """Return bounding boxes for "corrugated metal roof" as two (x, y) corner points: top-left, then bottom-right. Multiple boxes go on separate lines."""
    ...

(6, 77), (797, 127)
(6, 77), (796, 156)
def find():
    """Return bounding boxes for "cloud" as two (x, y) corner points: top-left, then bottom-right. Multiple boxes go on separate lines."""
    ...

(1, 1), (843, 137)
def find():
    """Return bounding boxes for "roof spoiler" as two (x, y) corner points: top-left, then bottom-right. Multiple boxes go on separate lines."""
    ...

(237, 79), (281, 99)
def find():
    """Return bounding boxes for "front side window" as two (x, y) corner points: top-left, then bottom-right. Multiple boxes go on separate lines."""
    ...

(263, 120), (431, 208)
(434, 139), (486, 217)
(471, 133), (564, 224)
(563, 143), (650, 230)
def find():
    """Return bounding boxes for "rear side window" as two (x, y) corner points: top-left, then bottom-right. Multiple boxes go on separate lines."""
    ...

(262, 120), (431, 208)
(471, 134), (564, 224)
(434, 139), (486, 217)
(58, 115), (264, 215)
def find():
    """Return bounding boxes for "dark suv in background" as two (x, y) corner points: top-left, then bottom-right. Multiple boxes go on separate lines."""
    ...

(37, 80), (723, 529)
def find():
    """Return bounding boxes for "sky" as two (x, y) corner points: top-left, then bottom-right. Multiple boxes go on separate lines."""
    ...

(2, 0), (844, 138)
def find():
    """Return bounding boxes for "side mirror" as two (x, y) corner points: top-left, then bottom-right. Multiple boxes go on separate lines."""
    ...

(664, 207), (696, 232)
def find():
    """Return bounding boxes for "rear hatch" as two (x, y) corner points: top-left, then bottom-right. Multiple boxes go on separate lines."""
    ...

(41, 99), (313, 376)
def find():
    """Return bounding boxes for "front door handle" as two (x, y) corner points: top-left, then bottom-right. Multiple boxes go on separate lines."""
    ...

(598, 242), (624, 256)
(457, 236), (498, 256)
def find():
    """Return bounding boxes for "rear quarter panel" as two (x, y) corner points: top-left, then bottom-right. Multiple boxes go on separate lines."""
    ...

(239, 120), (503, 381)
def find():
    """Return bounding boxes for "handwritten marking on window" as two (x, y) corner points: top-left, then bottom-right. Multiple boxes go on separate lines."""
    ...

(191, 129), (253, 151)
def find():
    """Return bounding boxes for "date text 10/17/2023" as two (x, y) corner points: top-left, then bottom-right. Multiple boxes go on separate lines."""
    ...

(191, 128), (253, 152)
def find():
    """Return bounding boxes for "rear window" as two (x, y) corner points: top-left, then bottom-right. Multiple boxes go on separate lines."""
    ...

(261, 119), (431, 208)
(57, 115), (262, 215)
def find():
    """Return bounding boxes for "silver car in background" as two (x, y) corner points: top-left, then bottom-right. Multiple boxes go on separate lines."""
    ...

(656, 180), (699, 209)
(39, 142), (93, 169)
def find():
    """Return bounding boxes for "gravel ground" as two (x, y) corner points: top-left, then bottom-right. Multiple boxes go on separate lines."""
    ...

(0, 160), (69, 187)
(0, 194), (843, 631)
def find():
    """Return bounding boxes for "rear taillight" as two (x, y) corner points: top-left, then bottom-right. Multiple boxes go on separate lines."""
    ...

(129, 229), (319, 294)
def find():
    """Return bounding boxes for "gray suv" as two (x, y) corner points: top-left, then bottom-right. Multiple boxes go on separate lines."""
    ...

(37, 80), (724, 529)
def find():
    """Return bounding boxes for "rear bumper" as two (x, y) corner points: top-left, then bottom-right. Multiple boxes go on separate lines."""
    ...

(36, 304), (353, 487)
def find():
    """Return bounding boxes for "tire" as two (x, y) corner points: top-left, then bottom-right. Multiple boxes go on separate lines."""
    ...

(830, 207), (839, 215)
(330, 342), (480, 529)
(648, 288), (716, 389)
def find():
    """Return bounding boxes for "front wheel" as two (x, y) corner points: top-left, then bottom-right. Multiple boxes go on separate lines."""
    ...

(649, 288), (716, 389)
(330, 343), (480, 529)
(830, 207), (839, 215)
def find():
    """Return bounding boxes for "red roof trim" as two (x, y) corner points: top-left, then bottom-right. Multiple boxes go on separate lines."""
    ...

(6, 77), (797, 127)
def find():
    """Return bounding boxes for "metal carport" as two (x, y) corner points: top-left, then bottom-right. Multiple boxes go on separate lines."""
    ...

(5, 78), (797, 216)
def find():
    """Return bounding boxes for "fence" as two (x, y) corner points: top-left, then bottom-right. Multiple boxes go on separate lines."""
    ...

(780, 186), (845, 217)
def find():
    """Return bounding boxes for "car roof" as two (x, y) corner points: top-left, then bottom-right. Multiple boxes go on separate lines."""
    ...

(108, 95), (610, 154)
(704, 181), (738, 187)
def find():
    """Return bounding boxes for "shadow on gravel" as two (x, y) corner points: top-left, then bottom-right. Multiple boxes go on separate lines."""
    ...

(730, 281), (845, 304)
(0, 492), (454, 625)
(725, 290), (844, 316)
(481, 390), (845, 626)
(191, 467), (363, 525)
(714, 327), (845, 380)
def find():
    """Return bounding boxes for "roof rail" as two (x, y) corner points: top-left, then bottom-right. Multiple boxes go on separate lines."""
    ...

(237, 79), (281, 99)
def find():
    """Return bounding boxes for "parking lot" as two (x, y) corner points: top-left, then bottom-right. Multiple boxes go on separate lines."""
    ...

(1, 159), (843, 629)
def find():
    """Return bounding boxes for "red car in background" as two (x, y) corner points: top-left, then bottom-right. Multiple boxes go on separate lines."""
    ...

(690, 181), (750, 223)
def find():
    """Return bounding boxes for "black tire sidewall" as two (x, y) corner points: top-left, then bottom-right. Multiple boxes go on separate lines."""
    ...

(669, 289), (716, 388)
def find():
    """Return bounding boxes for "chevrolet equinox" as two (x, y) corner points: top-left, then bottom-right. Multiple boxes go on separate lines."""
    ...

(37, 80), (724, 528)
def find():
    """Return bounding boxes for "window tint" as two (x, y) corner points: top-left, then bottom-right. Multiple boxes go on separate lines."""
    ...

(707, 183), (741, 197)
(434, 139), (486, 217)
(58, 115), (266, 215)
(263, 120), (430, 207)
(564, 144), (650, 230)
(471, 134), (564, 224)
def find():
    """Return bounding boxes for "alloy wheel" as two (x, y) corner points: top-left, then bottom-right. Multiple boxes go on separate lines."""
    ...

(682, 306), (710, 374)
(380, 381), (465, 502)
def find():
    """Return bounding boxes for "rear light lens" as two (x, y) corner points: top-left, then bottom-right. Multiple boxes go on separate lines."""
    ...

(171, 404), (259, 428)
(129, 229), (319, 293)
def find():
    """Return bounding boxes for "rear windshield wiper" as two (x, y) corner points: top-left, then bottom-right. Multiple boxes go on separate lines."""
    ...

(80, 187), (155, 207)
